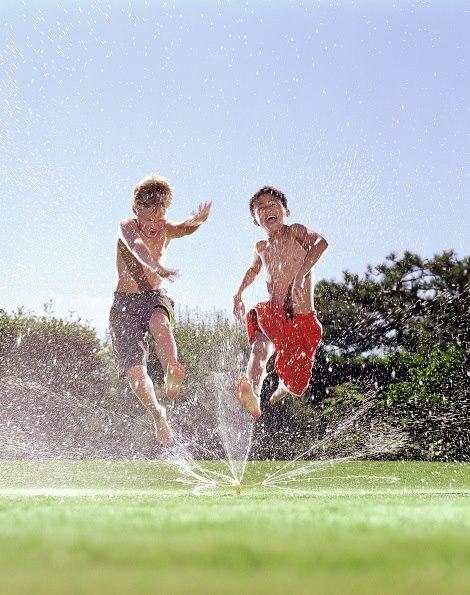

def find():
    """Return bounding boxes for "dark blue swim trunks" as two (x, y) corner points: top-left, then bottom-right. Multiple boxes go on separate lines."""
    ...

(109, 289), (175, 379)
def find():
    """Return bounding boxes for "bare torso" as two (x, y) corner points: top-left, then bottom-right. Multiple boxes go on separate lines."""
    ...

(257, 225), (314, 312)
(115, 220), (169, 293)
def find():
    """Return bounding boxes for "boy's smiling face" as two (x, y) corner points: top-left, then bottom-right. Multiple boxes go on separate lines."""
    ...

(252, 193), (289, 233)
(133, 201), (167, 238)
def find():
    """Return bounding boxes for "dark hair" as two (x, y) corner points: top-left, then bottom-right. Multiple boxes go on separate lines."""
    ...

(249, 186), (288, 217)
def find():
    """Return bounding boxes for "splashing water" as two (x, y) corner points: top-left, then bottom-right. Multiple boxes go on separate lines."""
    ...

(159, 342), (408, 493)
(1, 362), (407, 495)
(161, 340), (255, 490)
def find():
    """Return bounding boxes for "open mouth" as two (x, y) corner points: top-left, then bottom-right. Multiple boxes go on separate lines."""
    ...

(266, 215), (278, 224)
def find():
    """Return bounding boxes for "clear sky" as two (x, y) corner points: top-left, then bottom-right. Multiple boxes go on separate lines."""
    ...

(1, 1), (469, 337)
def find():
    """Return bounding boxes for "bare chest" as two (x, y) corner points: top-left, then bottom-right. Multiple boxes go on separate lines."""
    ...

(141, 233), (168, 259)
(260, 236), (306, 274)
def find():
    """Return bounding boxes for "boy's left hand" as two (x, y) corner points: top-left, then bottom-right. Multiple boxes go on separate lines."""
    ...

(291, 274), (304, 305)
(185, 201), (212, 227)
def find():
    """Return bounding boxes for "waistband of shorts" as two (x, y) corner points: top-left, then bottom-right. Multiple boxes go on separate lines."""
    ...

(292, 309), (319, 319)
(113, 288), (167, 297)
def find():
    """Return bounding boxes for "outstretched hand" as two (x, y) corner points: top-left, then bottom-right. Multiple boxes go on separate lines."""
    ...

(185, 201), (212, 227)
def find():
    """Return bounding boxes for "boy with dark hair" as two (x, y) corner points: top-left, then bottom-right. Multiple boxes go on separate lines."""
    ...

(233, 186), (328, 418)
(109, 174), (211, 445)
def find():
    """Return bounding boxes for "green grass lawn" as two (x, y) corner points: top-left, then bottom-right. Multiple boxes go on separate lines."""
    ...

(0, 460), (469, 594)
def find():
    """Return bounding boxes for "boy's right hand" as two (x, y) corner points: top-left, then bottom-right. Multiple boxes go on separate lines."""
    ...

(233, 294), (246, 323)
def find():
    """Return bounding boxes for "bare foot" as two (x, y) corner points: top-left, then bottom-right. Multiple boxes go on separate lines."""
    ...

(154, 406), (174, 446)
(164, 362), (185, 399)
(235, 377), (262, 419)
(270, 380), (290, 405)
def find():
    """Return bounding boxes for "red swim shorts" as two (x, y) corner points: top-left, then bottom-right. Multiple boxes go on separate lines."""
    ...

(246, 301), (322, 396)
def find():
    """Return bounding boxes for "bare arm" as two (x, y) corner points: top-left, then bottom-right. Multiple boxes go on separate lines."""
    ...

(233, 245), (263, 322)
(166, 201), (212, 239)
(290, 224), (328, 302)
(291, 223), (328, 278)
(118, 219), (178, 280)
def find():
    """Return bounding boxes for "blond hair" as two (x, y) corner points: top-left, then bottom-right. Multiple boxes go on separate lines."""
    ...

(133, 174), (172, 209)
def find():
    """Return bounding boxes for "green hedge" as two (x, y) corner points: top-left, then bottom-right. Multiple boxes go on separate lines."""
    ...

(0, 308), (112, 405)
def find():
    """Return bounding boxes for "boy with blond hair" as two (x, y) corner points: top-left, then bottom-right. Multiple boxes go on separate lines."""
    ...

(233, 186), (328, 418)
(109, 174), (211, 445)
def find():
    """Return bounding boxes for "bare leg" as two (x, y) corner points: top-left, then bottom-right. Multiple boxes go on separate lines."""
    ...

(247, 333), (274, 396)
(270, 378), (290, 405)
(236, 332), (273, 419)
(149, 308), (185, 399)
(127, 364), (174, 446)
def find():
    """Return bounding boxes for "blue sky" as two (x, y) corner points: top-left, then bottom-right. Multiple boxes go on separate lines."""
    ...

(1, 1), (469, 336)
